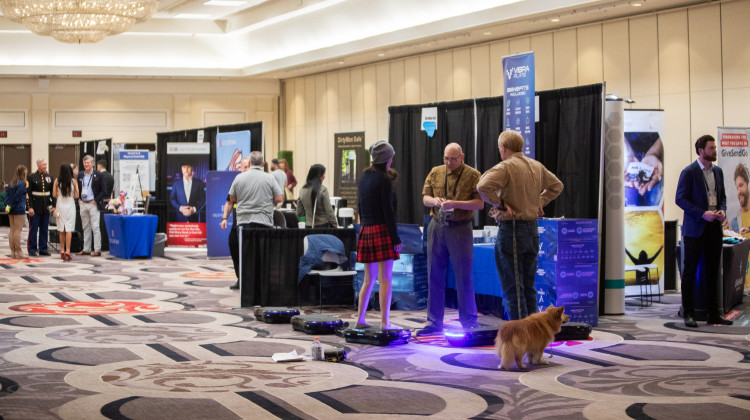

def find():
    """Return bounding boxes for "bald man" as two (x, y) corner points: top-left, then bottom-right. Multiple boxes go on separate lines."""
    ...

(417, 143), (484, 336)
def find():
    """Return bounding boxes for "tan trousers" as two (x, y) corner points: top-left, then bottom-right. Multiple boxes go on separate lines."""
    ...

(9, 214), (26, 259)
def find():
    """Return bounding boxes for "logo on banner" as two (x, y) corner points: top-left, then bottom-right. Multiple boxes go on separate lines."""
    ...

(506, 65), (531, 80)
(421, 107), (438, 138)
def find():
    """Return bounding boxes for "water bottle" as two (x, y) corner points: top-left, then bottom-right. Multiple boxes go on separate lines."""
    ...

(311, 337), (323, 361)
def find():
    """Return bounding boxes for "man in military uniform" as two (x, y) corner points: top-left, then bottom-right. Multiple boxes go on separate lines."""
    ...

(27, 158), (55, 256)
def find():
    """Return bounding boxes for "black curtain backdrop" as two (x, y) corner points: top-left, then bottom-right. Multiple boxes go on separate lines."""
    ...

(155, 122), (263, 201)
(389, 83), (603, 225)
(536, 84), (603, 219)
(389, 99), (476, 226)
(79, 138), (112, 173)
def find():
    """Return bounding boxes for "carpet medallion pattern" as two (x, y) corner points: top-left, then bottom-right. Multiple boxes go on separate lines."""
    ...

(1, 227), (749, 419)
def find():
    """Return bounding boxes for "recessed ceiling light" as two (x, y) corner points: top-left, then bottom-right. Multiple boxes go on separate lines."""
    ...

(632, 3), (642, 6)
(550, 18), (560, 22)
(204, 1), (246, 6)
(338, 61), (345, 65)
(378, 53), (385, 57)
(483, 32), (492, 36)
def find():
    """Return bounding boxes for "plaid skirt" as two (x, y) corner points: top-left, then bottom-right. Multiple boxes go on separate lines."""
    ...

(357, 224), (400, 263)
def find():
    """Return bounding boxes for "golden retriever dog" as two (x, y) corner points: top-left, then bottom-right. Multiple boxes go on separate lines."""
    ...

(495, 305), (569, 371)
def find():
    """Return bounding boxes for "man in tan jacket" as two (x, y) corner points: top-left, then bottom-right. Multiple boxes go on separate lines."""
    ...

(476, 130), (563, 320)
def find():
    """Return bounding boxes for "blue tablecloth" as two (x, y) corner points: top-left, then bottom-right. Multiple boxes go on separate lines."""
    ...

(104, 214), (158, 259)
(447, 244), (503, 297)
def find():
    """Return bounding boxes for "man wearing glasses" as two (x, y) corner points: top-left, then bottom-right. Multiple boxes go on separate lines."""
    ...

(417, 143), (484, 336)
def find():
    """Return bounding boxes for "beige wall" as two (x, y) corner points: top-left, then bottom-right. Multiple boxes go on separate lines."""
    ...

(281, 0), (750, 222)
(0, 78), (280, 167)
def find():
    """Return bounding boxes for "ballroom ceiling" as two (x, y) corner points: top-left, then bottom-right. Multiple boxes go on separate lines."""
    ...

(0, 0), (714, 80)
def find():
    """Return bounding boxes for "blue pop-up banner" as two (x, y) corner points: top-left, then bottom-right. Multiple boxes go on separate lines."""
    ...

(206, 170), (240, 258)
(503, 52), (536, 158)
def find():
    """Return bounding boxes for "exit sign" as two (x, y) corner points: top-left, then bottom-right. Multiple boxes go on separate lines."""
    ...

(0, 131), (7, 138)
(72, 130), (82, 137)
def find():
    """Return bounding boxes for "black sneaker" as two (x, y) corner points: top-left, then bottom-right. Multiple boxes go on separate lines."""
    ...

(229, 282), (239, 290)
(707, 316), (733, 326)
(415, 324), (443, 337)
(39, 252), (51, 256)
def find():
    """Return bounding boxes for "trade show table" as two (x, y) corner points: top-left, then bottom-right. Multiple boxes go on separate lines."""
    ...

(239, 228), (357, 307)
(677, 238), (749, 318)
(104, 214), (158, 259)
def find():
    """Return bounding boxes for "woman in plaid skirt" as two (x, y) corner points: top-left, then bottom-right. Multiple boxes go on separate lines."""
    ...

(355, 141), (402, 330)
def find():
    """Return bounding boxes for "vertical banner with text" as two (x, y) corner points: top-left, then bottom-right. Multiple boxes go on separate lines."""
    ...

(119, 150), (149, 198)
(216, 130), (251, 171)
(166, 142), (210, 247)
(333, 131), (365, 220)
(503, 51), (535, 158)
(206, 170), (240, 258)
(717, 127), (750, 289)
(623, 110), (665, 297)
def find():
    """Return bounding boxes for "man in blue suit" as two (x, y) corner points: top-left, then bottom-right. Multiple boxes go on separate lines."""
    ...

(170, 164), (205, 223)
(675, 135), (733, 327)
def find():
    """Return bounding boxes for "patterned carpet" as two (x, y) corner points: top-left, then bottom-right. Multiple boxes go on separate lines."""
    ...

(1, 226), (750, 419)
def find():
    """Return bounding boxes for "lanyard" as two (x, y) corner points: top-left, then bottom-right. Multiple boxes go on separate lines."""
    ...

(444, 166), (464, 200)
(83, 172), (93, 189)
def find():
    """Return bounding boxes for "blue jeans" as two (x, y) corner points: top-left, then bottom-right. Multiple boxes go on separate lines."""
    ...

(494, 220), (539, 320)
(28, 213), (50, 254)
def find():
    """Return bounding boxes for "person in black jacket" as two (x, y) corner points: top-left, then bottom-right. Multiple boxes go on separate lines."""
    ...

(27, 158), (55, 256)
(355, 141), (402, 330)
(77, 155), (106, 256)
(97, 159), (115, 208)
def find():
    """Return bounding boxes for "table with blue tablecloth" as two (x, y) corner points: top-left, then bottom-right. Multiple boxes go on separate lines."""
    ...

(104, 214), (159, 259)
(446, 243), (505, 317)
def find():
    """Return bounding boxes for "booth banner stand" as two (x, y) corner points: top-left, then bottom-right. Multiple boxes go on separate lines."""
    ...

(206, 170), (240, 258)
(623, 110), (666, 299)
(216, 130), (251, 171)
(333, 131), (365, 219)
(502, 51), (535, 158)
(603, 99), (625, 315)
(717, 127), (750, 289)
(166, 142), (210, 247)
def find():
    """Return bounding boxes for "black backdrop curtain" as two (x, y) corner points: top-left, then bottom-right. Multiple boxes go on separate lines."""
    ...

(536, 84), (603, 219)
(389, 83), (603, 225)
(79, 138), (112, 173)
(389, 99), (476, 226)
(155, 122), (263, 200)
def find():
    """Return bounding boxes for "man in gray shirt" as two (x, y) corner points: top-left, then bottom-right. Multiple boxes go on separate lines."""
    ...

(221, 151), (284, 290)
(270, 158), (287, 191)
(221, 151), (284, 230)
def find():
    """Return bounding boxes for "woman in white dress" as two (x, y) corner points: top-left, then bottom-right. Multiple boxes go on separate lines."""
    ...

(53, 164), (79, 261)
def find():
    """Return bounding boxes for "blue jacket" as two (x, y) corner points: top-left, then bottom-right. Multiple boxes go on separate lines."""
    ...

(298, 234), (348, 282)
(170, 177), (206, 222)
(675, 160), (726, 238)
(5, 181), (27, 215)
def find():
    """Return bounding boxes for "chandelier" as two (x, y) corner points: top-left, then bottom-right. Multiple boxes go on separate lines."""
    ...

(0, 0), (159, 44)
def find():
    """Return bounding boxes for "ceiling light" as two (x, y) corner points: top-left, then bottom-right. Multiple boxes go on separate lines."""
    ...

(204, 0), (247, 6)
(550, 17), (560, 22)
(337, 61), (345, 65)
(378, 53), (385, 57)
(483, 31), (492, 35)
(632, 3), (642, 6)
(0, 0), (158, 44)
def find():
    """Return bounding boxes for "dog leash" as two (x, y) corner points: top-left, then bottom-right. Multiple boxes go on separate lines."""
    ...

(512, 216), (522, 319)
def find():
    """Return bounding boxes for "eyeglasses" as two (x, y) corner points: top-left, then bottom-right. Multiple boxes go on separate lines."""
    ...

(443, 156), (460, 162)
